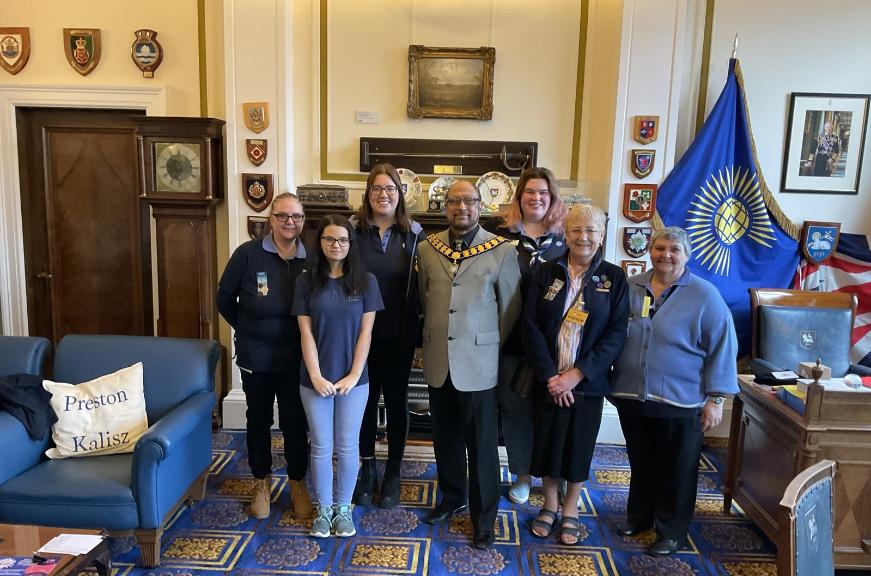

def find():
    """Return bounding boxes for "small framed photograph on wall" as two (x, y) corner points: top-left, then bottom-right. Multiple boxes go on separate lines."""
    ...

(621, 260), (647, 278)
(781, 92), (869, 194)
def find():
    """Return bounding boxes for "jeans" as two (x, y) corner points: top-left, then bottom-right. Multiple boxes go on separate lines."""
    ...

(300, 383), (369, 507)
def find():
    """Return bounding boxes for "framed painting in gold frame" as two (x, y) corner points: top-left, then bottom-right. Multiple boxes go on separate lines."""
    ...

(407, 45), (495, 120)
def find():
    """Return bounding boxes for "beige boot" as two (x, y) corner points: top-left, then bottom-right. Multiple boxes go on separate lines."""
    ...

(250, 476), (271, 519)
(289, 479), (314, 519)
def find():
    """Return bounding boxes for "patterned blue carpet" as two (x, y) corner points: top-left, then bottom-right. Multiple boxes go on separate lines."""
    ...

(104, 430), (780, 575)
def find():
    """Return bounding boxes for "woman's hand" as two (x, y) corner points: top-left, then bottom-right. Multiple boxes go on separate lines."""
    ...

(334, 373), (360, 396)
(547, 368), (583, 397)
(700, 399), (723, 432)
(554, 390), (575, 407)
(312, 376), (336, 398)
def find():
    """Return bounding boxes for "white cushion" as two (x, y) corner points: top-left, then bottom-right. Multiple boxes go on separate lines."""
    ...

(42, 362), (149, 459)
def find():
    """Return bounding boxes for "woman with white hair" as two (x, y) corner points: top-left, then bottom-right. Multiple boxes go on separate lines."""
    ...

(610, 226), (738, 556)
(522, 204), (629, 545)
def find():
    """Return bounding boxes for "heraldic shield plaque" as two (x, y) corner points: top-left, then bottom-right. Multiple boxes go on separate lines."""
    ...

(242, 173), (273, 212)
(0, 27), (31, 75)
(131, 29), (163, 78)
(64, 28), (101, 76)
(623, 183), (657, 223)
(246, 139), (268, 166)
(623, 227), (652, 258)
(801, 220), (840, 264)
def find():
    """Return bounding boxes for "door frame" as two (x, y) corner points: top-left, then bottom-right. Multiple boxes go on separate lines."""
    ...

(0, 85), (166, 335)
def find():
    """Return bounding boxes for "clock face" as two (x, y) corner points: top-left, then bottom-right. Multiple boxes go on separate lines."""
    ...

(155, 142), (202, 193)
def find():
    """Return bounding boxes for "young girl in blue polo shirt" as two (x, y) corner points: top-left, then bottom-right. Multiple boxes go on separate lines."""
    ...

(292, 214), (383, 538)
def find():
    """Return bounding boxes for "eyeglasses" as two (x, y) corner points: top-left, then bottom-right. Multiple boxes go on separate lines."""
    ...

(272, 212), (305, 223)
(445, 197), (481, 207)
(321, 236), (350, 247)
(566, 227), (601, 236)
(370, 185), (399, 197)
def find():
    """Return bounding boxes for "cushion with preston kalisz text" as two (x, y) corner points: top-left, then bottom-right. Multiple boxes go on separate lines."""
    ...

(42, 362), (149, 459)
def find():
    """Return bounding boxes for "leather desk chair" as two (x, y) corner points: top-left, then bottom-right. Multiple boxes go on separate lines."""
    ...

(749, 288), (871, 378)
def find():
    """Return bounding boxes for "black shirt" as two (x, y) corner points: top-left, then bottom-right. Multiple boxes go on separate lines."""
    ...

(216, 235), (307, 372)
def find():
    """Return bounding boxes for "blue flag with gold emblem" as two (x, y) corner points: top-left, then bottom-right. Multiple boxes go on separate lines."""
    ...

(656, 58), (800, 356)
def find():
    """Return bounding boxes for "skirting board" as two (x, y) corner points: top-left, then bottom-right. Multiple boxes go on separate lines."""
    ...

(222, 392), (734, 444)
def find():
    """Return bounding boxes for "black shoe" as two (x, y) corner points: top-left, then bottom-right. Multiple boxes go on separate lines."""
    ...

(615, 523), (652, 537)
(424, 503), (467, 525)
(353, 458), (378, 506)
(473, 531), (494, 549)
(379, 460), (401, 508)
(648, 537), (681, 556)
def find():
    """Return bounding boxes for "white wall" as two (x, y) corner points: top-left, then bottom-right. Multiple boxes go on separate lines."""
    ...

(323, 0), (583, 180)
(707, 0), (871, 236)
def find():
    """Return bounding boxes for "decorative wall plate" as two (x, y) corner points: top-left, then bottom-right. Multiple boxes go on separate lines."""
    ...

(396, 168), (422, 209)
(476, 171), (514, 212)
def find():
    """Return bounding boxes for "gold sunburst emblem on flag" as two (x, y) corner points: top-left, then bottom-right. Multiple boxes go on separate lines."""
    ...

(686, 165), (776, 276)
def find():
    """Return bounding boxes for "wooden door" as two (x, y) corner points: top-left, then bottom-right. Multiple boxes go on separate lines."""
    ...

(16, 108), (152, 343)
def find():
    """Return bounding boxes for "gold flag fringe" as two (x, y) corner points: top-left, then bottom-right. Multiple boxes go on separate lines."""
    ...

(652, 59), (801, 242)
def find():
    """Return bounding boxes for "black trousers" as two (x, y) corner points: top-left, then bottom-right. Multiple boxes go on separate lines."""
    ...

(617, 407), (702, 541)
(241, 370), (309, 480)
(428, 374), (500, 538)
(359, 337), (414, 462)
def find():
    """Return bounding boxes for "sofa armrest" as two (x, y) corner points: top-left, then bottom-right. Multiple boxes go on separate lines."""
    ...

(131, 391), (215, 528)
(133, 392), (215, 465)
(0, 411), (48, 485)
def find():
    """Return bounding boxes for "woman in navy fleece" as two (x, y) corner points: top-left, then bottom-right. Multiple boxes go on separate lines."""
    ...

(610, 226), (738, 556)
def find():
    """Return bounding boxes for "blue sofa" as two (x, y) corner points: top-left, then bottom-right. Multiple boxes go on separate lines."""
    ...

(0, 335), (50, 376)
(0, 334), (220, 567)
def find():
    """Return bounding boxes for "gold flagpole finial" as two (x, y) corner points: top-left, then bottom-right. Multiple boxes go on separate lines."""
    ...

(732, 34), (739, 59)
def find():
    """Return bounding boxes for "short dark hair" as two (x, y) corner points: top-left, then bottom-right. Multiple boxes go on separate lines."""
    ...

(308, 214), (367, 295)
(356, 163), (412, 234)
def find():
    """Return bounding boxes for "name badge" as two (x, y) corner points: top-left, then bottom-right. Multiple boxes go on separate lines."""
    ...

(256, 272), (269, 296)
(641, 296), (652, 318)
(566, 308), (589, 326)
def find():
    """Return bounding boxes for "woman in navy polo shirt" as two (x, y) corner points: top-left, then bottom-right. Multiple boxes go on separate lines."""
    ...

(293, 214), (383, 539)
(352, 164), (423, 508)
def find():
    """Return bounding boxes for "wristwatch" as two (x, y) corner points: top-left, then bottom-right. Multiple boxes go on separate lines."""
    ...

(708, 395), (725, 405)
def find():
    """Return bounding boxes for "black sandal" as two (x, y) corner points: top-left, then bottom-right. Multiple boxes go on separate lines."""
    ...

(560, 516), (581, 545)
(530, 508), (558, 538)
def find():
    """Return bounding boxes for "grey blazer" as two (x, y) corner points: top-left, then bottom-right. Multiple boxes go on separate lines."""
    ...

(418, 227), (522, 392)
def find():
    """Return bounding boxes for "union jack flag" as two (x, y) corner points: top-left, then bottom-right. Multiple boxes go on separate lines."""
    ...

(794, 232), (871, 368)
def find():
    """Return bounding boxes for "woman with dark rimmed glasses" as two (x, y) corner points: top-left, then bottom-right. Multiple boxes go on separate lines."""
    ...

(216, 192), (313, 522)
(350, 164), (423, 508)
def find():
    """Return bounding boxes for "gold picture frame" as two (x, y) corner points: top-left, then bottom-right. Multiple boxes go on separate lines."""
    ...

(407, 45), (495, 120)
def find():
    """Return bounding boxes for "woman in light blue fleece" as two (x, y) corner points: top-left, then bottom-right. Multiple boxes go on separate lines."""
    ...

(610, 226), (738, 557)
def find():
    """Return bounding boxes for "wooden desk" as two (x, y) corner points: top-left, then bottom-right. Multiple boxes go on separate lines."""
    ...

(0, 524), (110, 575)
(724, 375), (871, 570)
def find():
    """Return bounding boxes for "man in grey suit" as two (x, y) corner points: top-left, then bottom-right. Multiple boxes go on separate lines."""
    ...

(418, 179), (522, 548)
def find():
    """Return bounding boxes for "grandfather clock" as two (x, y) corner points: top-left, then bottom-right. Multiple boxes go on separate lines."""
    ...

(134, 117), (225, 413)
